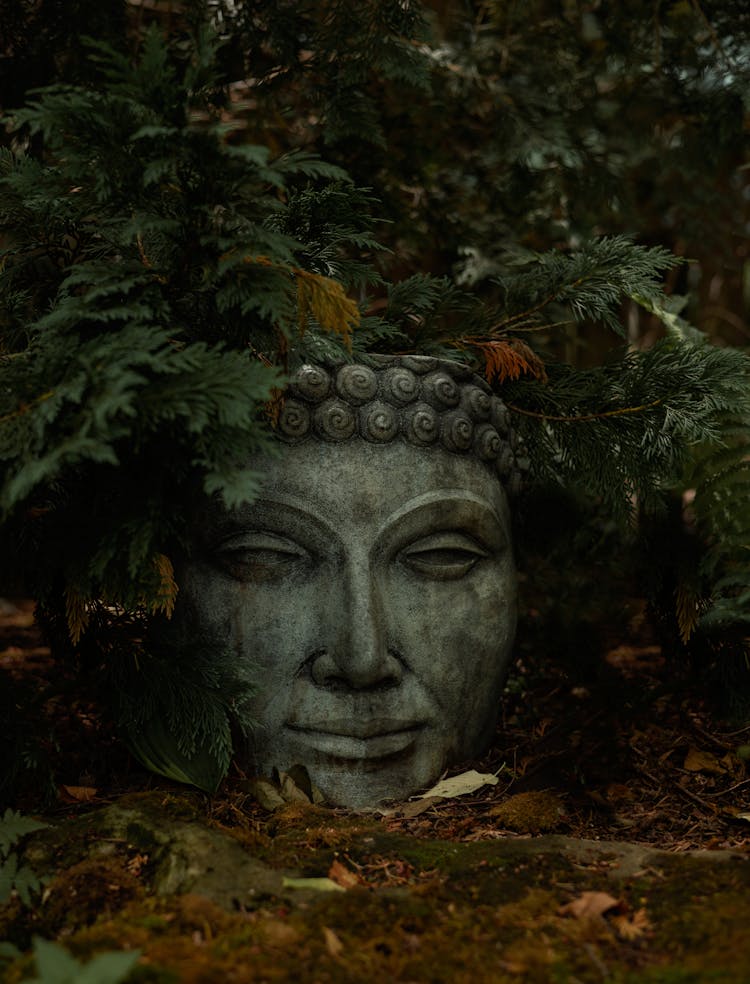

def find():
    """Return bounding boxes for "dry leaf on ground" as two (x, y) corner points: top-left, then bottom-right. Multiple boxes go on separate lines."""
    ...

(328, 859), (361, 889)
(416, 770), (499, 800)
(59, 785), (97, 802)
(683, 747), (727, 775)
(611, 908), (652, 940)
(381, 796), (442, 819)
(323, 926), (344, 957)
(559, 891), (621, 920)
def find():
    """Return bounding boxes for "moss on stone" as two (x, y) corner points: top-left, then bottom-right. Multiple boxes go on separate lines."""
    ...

(5, 797), (750, 983)
(487, 791), (566, 833)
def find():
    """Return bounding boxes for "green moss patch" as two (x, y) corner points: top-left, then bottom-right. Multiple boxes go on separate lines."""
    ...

(4, 799), (750, 983)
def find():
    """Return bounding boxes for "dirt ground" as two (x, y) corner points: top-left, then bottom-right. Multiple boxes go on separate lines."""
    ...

(3, 596), (750, 982)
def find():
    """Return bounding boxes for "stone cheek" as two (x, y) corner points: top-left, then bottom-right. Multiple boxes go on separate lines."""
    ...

(177, 440), (517, 809)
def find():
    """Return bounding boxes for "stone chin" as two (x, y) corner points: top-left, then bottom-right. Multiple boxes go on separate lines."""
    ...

(175, 358), (519, 808)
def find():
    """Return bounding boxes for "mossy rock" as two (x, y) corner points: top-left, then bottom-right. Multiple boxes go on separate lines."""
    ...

(487, 790), (566, 833)
(4, 795), (750, 982)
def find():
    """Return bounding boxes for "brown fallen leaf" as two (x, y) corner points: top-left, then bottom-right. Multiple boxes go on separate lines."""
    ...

(328, 858), (361, 889)
(59, 785), (97, 802)
(611, 908), (652, 941)
(559, 891), (621, 920)
(246, 778), (286, 811)
(323, 926), (344, 957)
(278, 771), (312, 805)
(683, 747), (727, 775)
(126, 853), (149, 876)
(381, 796), (442, 819)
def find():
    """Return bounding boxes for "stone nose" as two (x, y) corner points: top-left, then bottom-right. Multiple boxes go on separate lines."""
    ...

(310, 561), (402, 691)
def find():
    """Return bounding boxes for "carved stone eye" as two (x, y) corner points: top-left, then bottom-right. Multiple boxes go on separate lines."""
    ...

(214, 533), (307, 582)
(401, 533), (489, 580)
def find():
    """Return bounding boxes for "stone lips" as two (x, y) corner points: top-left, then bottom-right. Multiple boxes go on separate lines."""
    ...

(278, 355), (528, 493)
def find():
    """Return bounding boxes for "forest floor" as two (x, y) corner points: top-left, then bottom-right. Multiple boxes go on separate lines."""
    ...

(2, 596), (750, 982)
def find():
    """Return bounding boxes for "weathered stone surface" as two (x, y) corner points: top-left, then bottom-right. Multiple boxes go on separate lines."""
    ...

(22, 796), (289, 910)
(173, 357), (521, 808)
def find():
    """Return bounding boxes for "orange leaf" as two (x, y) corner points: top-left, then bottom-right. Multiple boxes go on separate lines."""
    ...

(328, 858), (362, 889)
(684, 747), (727, 775)
(64, 586), (90, 646)
(60, 785), (98, 803)
(612, 908), (652, 941)
(559, 891), (621, 920)
(150, 553), (178, 619)
(293, 268), (359, 348)
(472, 338), (548, 384)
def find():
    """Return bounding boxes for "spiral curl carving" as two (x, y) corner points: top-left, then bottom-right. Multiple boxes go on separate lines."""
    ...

(404, 402), (440, 446)
(441, 411), (474, 452)
(335, 364), (378, 405)
(313, 399), (357, 441)
(361, 402), (399, 443)
(491, 402), (511, 436)
(278, 399), (311, 440)
(421, 371), (460, 409)
(462, 385), (492, 421)
(293, 365), (331, 402)
(275, 356), (527, 495)
(381, 366), (419, 406)
(474, 423), (502, 461)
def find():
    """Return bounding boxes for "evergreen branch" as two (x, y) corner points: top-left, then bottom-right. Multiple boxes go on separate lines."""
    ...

(506, 396), (664, 424)
(0, 391), (54, 426)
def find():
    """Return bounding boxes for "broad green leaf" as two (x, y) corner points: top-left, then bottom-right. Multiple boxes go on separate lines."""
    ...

(0, 810), (48, 855)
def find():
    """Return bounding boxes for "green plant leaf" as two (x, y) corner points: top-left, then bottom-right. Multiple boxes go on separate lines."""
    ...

(0, 809), (48, 855)
(25, 938), (140, 984)
(0, 852), (18, 904)
(126, 713), (230, 794)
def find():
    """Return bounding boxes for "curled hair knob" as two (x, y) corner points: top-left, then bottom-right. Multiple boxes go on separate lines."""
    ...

(313, 398), (357, 441)
(278, 399), (311, 440)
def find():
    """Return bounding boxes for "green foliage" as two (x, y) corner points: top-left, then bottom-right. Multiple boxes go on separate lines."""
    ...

(0, 809), (47, 906)
(22, 937), (139, 984)
(209, 0), (430, 148)
(683, 411), (750, 643)
(0, 809), (47, 853)
(205, 0), (748, 288)
(0, 23), (382, 786)
(489, 237), (683, 335)
(1, 7), (748, 792)
(506, 339), (750, 518)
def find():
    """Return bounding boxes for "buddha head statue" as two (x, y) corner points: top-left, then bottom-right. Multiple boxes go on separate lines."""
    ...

(175, 355), (524, 808)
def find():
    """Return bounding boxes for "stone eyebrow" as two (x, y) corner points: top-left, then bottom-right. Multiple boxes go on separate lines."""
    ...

(375, 491), (508, 548)
(205, 497), (341, 549)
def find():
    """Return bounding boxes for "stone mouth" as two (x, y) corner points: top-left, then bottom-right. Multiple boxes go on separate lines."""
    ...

(285, 721), (425, 760)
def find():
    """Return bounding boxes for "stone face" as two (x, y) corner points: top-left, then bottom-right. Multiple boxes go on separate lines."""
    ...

(175, 359), (519, 808)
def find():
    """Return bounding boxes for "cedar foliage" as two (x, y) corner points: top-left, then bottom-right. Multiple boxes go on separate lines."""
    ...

(1, 6), (749, 791)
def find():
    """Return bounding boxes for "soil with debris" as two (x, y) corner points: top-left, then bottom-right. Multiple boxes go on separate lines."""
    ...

(2, 596), (750, 982)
